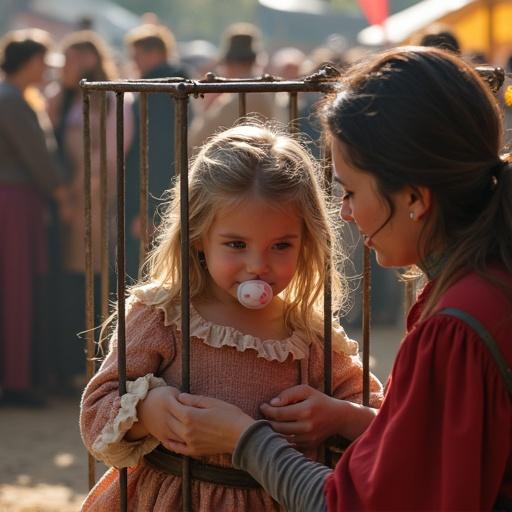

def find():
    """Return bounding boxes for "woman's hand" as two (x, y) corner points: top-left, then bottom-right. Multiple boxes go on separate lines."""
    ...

(260, 385), (345, 449)
(163, 393), (256, 457)
(260, 384), (378, 448)
(125, 386), (184, 449)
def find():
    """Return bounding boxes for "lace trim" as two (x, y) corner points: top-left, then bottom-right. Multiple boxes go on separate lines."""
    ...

(91, 373), (167, 468)
(130, 284), (358, 361)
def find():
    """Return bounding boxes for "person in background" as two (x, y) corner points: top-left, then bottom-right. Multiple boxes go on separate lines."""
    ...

(46, 30), (134, 394)
(123, 23), (189, 280)
(188, 22), (275, 152)
(0, 28), (65, 406)
(161, 47), (512, 511)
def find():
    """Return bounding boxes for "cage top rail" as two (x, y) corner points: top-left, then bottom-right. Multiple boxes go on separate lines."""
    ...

(80, 64), (505, 95)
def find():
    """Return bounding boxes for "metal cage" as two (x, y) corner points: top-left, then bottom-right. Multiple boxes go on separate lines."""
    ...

(80, 63), (505, 512)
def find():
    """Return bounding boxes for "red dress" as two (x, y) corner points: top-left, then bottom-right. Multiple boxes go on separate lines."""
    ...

(325, 269), (512, 511)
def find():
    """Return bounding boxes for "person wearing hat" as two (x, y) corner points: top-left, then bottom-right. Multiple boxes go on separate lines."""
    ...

(189, 22), (275, 151)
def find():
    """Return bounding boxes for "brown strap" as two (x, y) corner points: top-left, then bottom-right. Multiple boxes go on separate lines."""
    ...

(144, 445), (261, 489)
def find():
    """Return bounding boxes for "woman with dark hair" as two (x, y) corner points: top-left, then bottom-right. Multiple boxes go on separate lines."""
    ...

(0, 29), (64, 405)
(153, 47), (512, 510)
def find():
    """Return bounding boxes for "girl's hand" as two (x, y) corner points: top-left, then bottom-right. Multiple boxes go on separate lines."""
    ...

(125, 386), (185, 450)
(163, 393), (256, 457)
(260, 384), (345, 449)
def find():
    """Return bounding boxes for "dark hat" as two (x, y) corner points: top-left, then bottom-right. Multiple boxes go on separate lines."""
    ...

(220, 23), (262, 63)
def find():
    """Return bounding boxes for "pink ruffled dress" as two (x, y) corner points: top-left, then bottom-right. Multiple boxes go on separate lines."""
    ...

(80, 284), (382, 511)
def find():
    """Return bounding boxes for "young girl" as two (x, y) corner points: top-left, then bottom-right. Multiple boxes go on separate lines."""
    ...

(165, 48), (512, 511)
(80, 124), (382, 511)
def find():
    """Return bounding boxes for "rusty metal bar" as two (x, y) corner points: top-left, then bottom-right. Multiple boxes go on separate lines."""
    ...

(362, 246), (371, 406)
(80, 66), (505, 95)
(81, 80), (338, 95)
(83, 90), (96, 490)
(238, 92), (246, 117)
(321, 141), (333, 467)
(138, 93), (149, 272)
(115, 92), (128, 512)
(288, 92), (298, 135)
(99, 92), (109, 328)
(175, 87), (192, 512)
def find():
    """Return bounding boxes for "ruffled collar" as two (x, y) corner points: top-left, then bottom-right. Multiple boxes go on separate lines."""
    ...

(131, 284), (309, 362)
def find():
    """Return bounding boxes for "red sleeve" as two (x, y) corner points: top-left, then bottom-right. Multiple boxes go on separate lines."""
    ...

(325, 315), (512, 511)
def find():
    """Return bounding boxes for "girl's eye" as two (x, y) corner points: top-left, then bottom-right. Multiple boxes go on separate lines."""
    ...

(273, 242), (291, 250)
(225, 241), (246, 249)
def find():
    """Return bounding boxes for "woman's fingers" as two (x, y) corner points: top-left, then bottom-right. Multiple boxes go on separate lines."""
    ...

(268, 384), (314, 407)
(260, 400), (311, 422)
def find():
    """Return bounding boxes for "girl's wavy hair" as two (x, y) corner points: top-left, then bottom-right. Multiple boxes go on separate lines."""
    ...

(322, 46), (512, 320)
(133, 122), (347, 343)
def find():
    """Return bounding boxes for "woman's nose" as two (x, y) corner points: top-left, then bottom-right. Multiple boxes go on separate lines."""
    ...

(339, 200), (354, 222)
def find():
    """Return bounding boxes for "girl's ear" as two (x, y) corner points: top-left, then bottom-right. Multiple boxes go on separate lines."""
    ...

(408, 185), (432, 221)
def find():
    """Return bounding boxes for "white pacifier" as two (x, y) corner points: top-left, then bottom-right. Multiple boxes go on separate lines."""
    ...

(237, 280), (273, 309)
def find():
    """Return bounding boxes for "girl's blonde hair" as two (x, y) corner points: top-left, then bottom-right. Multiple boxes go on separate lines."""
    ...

(134, 122), (347, 342)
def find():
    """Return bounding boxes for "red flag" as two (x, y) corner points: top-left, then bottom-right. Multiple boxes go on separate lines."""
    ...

(358, 0), (388, 26)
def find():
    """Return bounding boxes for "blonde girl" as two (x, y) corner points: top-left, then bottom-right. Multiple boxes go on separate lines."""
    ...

(80, 123), (382, 511)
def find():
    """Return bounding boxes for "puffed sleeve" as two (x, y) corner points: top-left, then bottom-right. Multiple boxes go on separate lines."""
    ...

(79, 299), (176, 468)
(325, 315), (512, 511)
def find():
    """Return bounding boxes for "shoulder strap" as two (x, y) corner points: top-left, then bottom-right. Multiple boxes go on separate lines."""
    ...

(439, 307), (512, 396)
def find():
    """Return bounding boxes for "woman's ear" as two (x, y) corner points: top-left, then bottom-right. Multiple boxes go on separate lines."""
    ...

(408, 186), (432, 221)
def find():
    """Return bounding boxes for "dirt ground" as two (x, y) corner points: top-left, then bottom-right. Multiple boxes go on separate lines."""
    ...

(0, 325), (403, 512)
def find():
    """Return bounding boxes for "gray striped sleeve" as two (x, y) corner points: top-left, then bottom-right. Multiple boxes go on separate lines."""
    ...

(232, 421), (331, 512)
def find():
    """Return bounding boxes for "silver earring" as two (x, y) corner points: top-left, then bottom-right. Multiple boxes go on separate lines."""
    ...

(409, 211), (415, 220)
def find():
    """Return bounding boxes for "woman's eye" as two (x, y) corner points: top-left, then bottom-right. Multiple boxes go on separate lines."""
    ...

(341, 191), (353, 201)
(226, 241), (246, 249)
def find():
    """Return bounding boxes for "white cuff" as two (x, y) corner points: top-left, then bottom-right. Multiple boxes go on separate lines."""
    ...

(91, 373), (167, 468)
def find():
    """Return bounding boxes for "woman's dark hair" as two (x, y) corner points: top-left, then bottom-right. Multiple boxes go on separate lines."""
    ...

(323, 46), (512, 318)
(0, 29), (51, 75)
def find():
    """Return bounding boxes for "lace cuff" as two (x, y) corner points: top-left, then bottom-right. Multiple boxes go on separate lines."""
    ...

(91, 374), (167, 468)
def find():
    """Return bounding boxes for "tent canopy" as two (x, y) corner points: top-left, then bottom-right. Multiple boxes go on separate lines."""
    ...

(358, 0), (512, 62)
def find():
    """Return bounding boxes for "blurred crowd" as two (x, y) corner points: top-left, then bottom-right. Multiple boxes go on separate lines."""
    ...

(0, 14), (511, 407)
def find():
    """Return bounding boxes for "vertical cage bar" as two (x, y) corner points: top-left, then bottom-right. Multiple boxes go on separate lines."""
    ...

(288, 92), (298, 135)
(99, 93), (109, 328)
(362, 245), (371, 406)
(83, 90), (96, 490)
(115, 92), (128, 512)
(175, 89), (192, 512)
(138, 93), (149, 272)
(321, 141), (333, 466)
(238, 92), (246, 117)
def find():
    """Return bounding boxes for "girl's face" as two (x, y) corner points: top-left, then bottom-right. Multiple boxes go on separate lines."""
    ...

(331, 138), (428, 268)
(199, 196), (303, 306)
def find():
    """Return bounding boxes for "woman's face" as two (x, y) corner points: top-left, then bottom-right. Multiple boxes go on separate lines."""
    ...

(331, 138), (427, 268)
(62, 47), (98, 88)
